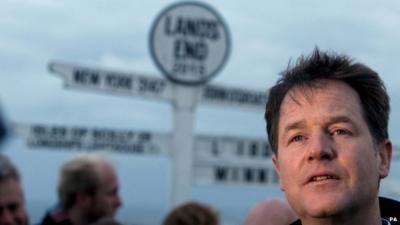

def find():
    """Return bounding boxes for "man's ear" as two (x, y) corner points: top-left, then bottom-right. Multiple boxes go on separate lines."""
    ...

(272, 154), (280, 173)
(272, 154), (285, 191)
(378, 140), (392, 179)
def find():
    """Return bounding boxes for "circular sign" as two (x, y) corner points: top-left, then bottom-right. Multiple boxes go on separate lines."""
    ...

(149, 1), (231, 86)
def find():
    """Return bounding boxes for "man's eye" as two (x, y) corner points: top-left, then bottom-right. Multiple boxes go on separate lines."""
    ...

(332, 129), (350, 136)
(291, 135), (305, 143)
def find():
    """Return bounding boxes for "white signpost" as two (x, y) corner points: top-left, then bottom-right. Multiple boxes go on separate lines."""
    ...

(150, 1), (232, 206)
(44, 1), (272, 208)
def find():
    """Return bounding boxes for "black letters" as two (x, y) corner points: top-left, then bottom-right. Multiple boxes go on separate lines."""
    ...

(174, 39), (208, 61)
(215, 166), (228, 181)
(74, 69), (99, 85)
(164, 16), (220, 41)
(106, 74), (132, 90)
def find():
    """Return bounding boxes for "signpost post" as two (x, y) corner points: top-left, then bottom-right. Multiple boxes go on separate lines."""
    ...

(169, 84), (200, 204)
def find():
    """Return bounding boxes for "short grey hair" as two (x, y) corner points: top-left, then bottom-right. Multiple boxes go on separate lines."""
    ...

(57, 153), (112, 209)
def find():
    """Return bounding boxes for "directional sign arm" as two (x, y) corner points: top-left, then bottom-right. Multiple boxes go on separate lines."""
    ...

(12, 122), (172, 156)
(49, 61), (174, 102)
(199, 83), (267, 111)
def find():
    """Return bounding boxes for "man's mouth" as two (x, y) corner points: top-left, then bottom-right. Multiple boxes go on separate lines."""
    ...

(306, 173), (340, 184)
(310, 175), (339, 182)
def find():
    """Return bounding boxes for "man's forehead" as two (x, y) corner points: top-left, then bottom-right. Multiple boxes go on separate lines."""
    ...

(282, 80), (360, 108)
(278, 81), (364, 128)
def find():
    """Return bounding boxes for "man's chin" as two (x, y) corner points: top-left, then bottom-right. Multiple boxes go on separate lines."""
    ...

(303, 200), (349, 218)
(306, 208), (338, 218)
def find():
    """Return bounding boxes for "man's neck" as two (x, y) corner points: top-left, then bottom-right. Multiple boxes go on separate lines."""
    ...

(300, 198), (382, 225)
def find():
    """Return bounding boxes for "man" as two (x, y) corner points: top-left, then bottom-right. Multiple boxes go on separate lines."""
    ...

(244, 198), (297, 225)
(0, 154), (28, 225)
(265, 48), (400, 225)
(40, 153), (122, 225)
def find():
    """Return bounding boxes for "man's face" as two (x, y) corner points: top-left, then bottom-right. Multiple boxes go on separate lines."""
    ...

(273, 80), (391, 219)
(86, 163), (122, 222)
(0, 179), (28, 225)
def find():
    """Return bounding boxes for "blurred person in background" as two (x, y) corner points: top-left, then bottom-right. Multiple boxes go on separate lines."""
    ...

(163, 201), (219, 225)
(0, 103), (29, 225)
(244, 198), (297, 225)
(40, 153), (122, 225)
(0, 154), (28, 225)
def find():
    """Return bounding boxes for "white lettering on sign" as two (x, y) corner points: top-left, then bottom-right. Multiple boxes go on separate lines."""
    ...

(200, 84), (266, 110)
(49, 62), (173, 102)
(13, 123), (171, 155)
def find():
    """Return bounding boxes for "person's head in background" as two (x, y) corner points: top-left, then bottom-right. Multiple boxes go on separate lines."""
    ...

(244, 198), (297, 225)
(163, 202), (219, 225)
(265, 48), (392, 224)
(58, 153), (122, 224)
(0, 154), (28, 225)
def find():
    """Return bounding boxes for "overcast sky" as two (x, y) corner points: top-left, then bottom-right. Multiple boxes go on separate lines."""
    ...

(1, 1), (400, 225)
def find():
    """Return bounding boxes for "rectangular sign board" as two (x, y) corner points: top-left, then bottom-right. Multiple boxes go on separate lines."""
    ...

(193, 135), (277, 186)
(194, 134), (271, 161)
(49, 62), (174, 102)
(194, 158), (278, 186)
(13, 123), (171, 155)
(200, 84), (266, 111)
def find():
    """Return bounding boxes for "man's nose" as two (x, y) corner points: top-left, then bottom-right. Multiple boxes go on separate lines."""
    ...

(307, 131), (336, 161)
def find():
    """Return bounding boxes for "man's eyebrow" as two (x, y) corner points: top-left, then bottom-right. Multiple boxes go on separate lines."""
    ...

(283, 116), (357, 134)
(283, 120), (307, 134)
(327, 115), (354, 126)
